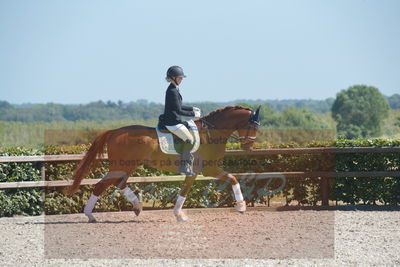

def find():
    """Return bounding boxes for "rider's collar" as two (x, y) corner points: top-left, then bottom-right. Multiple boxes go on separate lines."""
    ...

(168, 83), (178, 90)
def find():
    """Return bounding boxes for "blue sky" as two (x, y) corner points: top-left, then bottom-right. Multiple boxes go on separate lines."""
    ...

(0, 0), (399, 104)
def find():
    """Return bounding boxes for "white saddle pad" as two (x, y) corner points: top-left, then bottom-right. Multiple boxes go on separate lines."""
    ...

(156, 120), (200, 155)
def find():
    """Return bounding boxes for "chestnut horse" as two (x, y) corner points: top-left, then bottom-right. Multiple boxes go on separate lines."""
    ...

(66, 105), (260, 222)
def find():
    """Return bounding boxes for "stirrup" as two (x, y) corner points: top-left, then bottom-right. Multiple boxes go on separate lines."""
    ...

(180, 169), (195, 176)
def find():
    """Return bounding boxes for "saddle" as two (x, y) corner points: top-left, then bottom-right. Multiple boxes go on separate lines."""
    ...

(156, 119), (200, 155)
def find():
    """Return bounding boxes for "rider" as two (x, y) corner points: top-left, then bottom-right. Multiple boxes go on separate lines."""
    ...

(159, 66), (201, 175)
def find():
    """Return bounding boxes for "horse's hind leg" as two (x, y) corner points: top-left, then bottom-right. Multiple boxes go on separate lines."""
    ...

(118, 183), (142, 217)
(84, 170), (138, 223)
(173, 175), (197, 222)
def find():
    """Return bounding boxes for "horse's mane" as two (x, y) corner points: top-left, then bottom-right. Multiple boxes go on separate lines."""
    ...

(203, 105), (252, 120)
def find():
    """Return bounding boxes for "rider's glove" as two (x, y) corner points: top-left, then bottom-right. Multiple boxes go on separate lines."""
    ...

(193, 107), (201, 118)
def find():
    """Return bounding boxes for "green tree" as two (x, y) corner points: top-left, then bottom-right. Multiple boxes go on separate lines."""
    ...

(332, 85), (390, 138)
(388, 94), (400, 109)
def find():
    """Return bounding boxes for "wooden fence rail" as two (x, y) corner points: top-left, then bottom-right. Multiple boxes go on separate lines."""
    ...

(0, 147), (399, 205)
(1, 147), (400, 163)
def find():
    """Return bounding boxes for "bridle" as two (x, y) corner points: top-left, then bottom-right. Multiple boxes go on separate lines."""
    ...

(199, 108), (260, 145)
(236, 123), (259, 145)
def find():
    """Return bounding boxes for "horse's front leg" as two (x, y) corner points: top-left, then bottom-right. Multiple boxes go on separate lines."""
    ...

(205, 168), (246, 213)
(173, 175), (197, 222)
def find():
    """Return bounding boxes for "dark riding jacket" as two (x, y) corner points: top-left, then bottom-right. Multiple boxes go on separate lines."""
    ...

(160, 83), (194, 126)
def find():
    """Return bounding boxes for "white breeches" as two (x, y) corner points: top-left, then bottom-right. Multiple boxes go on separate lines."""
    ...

(166, 123), (194, 144)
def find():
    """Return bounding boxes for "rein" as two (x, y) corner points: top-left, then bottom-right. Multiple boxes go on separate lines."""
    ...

(199, 117), (253, 143)
(199, 117), (215, 141)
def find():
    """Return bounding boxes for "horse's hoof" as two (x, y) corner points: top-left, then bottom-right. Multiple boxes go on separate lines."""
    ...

(174, 211), (188, 222)
(86, 214), (97, 223)
(133, 201), (142, 216)
(235, 200), (246, 213)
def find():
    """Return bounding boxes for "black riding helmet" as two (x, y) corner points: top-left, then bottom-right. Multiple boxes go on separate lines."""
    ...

(166, 66), (186, 79)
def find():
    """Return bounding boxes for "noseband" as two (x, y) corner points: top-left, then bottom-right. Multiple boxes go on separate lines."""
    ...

(237, 124), (258, 144)
(199, 116), (259, 144)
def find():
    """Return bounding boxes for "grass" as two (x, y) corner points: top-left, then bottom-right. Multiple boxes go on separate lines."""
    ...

(0, 119), (157, 148)
(0, 110), (399, 148)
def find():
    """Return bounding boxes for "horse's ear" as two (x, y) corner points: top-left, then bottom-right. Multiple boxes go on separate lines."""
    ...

(250, 106), (261, 125)
(255, 105), (261, 117)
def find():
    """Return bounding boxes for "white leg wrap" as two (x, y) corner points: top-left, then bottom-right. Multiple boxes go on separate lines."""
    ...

(122, 187), (139, 203)
(84, 194), (99, 216)
(173, 195), (186, 215)
(232, 183), (244, 202)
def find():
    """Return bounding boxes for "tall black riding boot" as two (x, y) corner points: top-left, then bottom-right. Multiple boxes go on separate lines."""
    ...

(179, 143), (195, 176)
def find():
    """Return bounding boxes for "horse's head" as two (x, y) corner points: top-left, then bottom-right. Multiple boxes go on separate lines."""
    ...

(235, 106), (261, 151)
(202, 105), (261, 151)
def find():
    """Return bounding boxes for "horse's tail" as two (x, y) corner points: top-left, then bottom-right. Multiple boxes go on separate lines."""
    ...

(65, 130), (114, 195)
